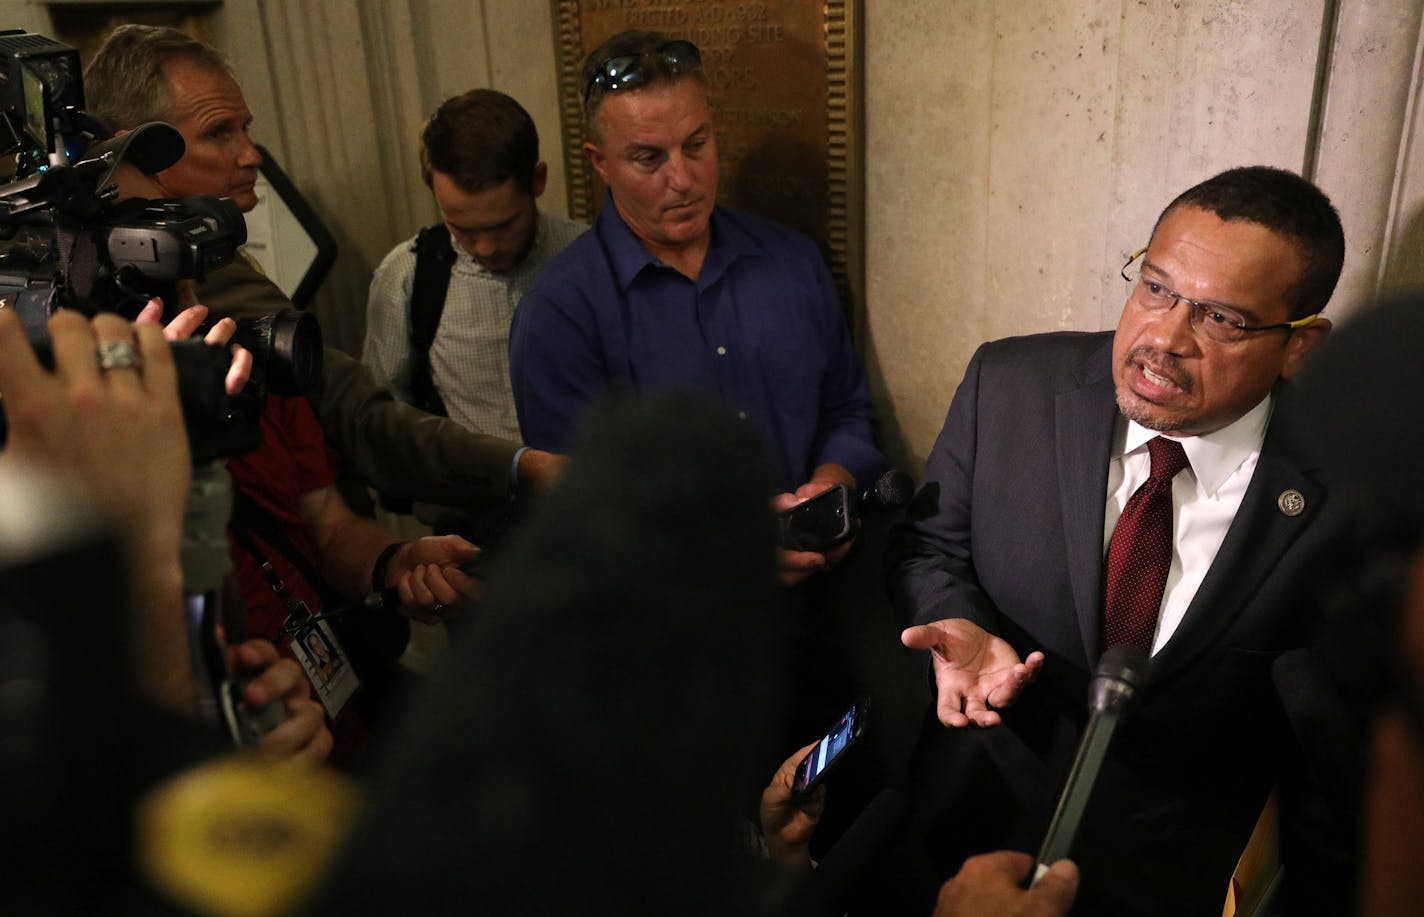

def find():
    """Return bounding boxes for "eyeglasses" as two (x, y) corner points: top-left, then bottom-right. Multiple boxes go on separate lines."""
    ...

(1120, 246), (1319, 345)
(584, 40), (703, 107)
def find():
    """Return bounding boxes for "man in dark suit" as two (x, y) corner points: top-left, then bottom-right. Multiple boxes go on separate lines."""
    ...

(888, 166), (1346, 915)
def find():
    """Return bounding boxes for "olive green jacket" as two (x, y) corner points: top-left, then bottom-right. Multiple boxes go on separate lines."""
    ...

(198, 259), (517, 508)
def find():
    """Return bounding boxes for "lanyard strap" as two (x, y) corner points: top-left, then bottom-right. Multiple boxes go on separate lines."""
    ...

(228, 487), (349, 634)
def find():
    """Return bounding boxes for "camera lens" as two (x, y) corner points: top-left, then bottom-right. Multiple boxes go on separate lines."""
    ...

(233, 309), (323, 395)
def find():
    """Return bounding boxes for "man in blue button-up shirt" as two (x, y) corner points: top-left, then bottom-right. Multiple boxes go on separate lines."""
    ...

(510, 30), (883, 585)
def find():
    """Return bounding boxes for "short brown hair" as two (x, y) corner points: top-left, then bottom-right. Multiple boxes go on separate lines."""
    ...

(1157, 166), (1345, 320)
(419, 89), (540, 194)
(84, 24), (233, 133)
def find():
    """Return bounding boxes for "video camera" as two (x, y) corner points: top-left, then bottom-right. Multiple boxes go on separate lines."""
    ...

(0, 30), (320, 462)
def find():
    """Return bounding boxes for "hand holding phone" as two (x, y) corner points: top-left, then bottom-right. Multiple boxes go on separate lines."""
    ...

(791, 699), (868, 801)
(778, 484), (854, 553)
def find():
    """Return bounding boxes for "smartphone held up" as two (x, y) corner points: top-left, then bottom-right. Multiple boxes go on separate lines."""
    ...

(791, 700), (868, 801)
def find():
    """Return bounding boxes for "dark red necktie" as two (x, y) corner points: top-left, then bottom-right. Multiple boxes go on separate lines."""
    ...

(1103, 436), (1189, 652)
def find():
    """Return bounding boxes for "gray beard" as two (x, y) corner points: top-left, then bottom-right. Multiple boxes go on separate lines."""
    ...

(1115, 388), (1180, 433)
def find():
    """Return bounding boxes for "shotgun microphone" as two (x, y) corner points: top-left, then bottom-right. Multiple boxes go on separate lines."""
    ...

(1031, 643), (1150, 886)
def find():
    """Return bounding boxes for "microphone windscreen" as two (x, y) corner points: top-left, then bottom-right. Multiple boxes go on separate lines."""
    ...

(861, 469), (915, 511)
(1095, 643), (1150, 690)
(1089, 644), (1150, 716)
(307, 391), (782, 917)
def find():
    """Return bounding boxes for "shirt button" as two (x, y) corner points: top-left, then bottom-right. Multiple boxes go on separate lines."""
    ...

(737, 411), (747, 420)
(716, 346), (727, 356)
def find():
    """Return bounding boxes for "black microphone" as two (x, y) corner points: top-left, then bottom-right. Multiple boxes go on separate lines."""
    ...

(1031, 643), (1150, 886)
(356, 555), (488, 612)
(777, 470), (914, 552)
(856, 469), (915, 514)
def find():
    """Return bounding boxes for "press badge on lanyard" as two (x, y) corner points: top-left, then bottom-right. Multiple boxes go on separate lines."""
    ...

(234, 527), (362, 720)
(288, 601), (359, 719)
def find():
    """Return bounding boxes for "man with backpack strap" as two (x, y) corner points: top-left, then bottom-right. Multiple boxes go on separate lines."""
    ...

(363, 89), (585, 445)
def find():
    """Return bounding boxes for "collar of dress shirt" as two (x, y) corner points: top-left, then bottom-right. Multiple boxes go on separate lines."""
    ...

(452, 211), (549, 280)
(596, 192), (763, 291)
(1119, 393), (1274, 497)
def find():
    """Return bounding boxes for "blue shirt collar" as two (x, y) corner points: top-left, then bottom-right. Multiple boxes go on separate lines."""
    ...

(595, 193), (764, 290)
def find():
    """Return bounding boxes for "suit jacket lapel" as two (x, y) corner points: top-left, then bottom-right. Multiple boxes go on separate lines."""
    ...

(1149, 387), (1324, 682)
(1056, 336), (1118, 667)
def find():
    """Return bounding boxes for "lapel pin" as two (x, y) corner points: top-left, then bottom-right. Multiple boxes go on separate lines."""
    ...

(1277, 489), (1305, 517)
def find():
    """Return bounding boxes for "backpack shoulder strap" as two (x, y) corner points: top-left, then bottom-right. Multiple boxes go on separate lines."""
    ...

(407, 224), (456, 417)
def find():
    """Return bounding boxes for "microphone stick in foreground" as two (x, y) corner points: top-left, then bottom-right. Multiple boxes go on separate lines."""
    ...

(358, 555), (488, 612)
(1031, 642), (1150, 886)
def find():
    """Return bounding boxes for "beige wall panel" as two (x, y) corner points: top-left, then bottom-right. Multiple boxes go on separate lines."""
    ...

(983, 0), (1120, 340)
(1313, 0), (1424, 316)
(483, 0), (571, 217)
(212, 0), (280, 154)
(863, 1), (993, 471)
(1099, 0), (1323, 325)
(0, 1), (53, 34)
(422, 0), (494, 97)
(1382, 25), (1424, 296)
(1314, 0), (1424, 307)
(358, 0), (440, 238)
(248, 0), (389, 352)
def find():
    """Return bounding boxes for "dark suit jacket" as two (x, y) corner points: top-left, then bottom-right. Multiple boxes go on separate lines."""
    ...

(887, 331), (1351, 915)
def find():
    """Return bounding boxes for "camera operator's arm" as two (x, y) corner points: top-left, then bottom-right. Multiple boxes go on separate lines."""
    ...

(296, 484), (481, 622)
(197, 260), (568, 500)
(516, 444), (568, 493)
(0, 309), (196, 714)
(228, 639), (333, 764)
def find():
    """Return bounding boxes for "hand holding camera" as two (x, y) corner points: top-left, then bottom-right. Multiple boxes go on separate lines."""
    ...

(137, 297), (252, 394)
(0, 307), (200, 709)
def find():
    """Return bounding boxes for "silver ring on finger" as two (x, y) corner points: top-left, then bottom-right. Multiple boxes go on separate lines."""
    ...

(97, 340), (143, 372)
(431, 602), (446, 615)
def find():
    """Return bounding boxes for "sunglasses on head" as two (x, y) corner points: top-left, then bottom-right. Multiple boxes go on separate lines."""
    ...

(584, 39), (702, 106)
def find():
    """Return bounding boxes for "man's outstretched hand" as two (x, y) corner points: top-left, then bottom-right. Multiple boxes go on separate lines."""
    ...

(902, 618), (1044, 727)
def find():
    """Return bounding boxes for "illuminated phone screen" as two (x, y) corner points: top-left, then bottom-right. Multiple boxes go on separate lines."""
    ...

(795, 704), (860, 791)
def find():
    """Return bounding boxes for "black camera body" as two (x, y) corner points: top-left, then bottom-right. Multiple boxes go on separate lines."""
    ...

(105, 195), (249, 286)
(0, 190), (249, 327)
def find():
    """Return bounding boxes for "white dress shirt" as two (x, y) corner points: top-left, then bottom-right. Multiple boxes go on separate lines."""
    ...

(1103, 395), (1274, 654)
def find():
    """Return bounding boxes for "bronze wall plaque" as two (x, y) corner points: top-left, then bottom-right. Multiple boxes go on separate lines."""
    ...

(554, 0), (864, 333)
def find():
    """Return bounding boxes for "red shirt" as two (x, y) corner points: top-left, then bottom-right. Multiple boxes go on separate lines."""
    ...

(225, 395), (370, 765)
(225, 394), (340, 641)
